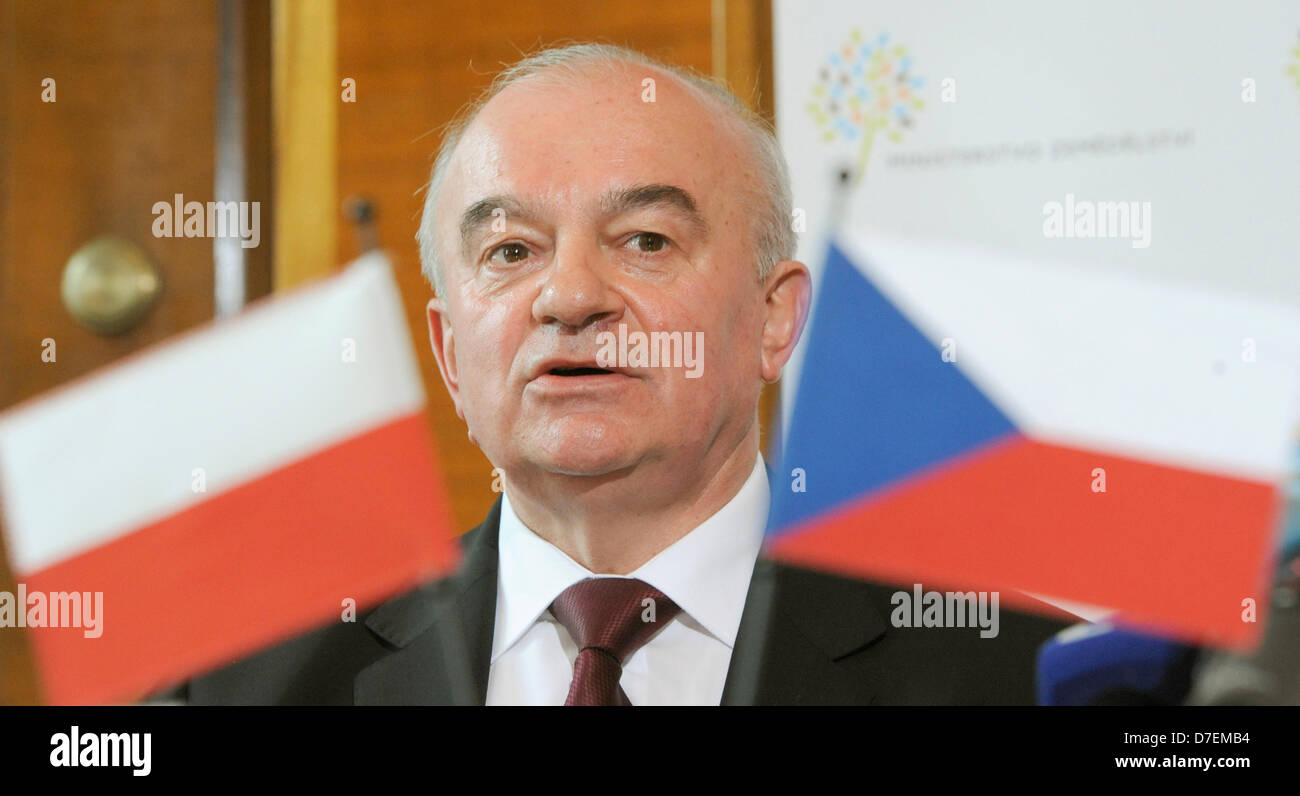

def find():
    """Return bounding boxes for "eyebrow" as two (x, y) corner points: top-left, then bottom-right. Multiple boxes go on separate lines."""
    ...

(457, 183), (709, 255)
(459, 195), (531, 257)
(599, 183), (709, 237)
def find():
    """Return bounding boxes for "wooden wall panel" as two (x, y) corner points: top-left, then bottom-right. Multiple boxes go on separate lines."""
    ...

(272, 0), (337, 291)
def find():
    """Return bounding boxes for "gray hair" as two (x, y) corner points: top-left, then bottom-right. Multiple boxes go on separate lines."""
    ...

(415, 43), (795, 296)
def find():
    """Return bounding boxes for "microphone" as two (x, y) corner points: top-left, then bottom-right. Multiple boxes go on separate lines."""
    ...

(1037, 621), (1199, 706)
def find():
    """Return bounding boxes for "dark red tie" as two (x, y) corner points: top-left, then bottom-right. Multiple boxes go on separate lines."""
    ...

(549, 578), (681, 706)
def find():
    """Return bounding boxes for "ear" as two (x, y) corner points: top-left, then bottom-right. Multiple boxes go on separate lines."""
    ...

(426, 296), (465, 419)
(759, 259), (812, 384)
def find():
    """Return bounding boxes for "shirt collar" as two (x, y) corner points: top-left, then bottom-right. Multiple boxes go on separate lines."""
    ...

(491, 455), (770, 663)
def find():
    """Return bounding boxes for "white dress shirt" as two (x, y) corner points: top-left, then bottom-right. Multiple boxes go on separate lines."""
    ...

(485, 456), (770, 705)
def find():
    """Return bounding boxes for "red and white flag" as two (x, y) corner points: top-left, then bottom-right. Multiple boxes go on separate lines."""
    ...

(0, 253), (460, 704)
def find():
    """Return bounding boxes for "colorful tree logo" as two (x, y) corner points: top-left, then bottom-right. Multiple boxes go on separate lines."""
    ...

(806, 29), (924, 185)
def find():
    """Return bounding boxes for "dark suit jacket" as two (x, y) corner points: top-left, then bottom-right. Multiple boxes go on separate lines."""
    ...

(181, 497), (1068, 705)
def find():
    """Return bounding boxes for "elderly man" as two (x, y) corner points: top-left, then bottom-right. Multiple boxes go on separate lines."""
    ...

(181, 44), (1065, 705)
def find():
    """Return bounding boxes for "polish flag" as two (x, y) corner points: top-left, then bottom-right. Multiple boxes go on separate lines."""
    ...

(768, 231), (1300, 648)
(0, 253), (459, 704)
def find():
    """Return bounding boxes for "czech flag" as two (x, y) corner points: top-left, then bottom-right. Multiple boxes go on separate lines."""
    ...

(768, 231), (1300, 648)
(0, 254), (459, 704)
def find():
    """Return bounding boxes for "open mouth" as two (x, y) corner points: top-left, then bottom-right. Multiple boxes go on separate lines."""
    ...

(547, 366), (615, 377)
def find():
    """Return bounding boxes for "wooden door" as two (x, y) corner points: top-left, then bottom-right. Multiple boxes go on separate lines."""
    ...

(0, 0), (274, 705)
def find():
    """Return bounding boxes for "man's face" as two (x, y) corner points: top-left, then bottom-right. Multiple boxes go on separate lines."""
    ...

(428, 66), (778, 481)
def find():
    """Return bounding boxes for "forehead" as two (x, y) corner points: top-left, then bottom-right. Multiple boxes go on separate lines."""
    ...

(436, 63), (750, 234)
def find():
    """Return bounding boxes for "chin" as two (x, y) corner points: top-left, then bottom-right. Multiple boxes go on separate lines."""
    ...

(526, 417), (641, 477)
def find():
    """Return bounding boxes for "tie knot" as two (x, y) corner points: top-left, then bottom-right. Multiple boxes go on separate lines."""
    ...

(549, 577), (681, 664)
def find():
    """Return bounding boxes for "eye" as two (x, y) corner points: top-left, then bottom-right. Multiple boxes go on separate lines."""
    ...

(488, 242), (530, 264)
(627, 232), (668, 253)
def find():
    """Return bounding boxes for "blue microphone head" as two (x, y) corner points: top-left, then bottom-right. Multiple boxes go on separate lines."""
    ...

(1037, 621), (1198, 706)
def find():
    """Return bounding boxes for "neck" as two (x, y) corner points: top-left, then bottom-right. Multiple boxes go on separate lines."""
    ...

(504, 427), (761, 574)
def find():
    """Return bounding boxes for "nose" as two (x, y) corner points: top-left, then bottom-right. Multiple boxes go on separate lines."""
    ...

(531, 237), (624, 331)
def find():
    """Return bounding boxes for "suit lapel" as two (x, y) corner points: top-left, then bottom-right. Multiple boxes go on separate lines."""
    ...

(354, 495), (889, 705)
(721, 556), (889, 705)
(354, 498), (502, 705)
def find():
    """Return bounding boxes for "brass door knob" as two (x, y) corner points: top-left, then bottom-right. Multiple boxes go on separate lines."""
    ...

(61, 237), (163, 336)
